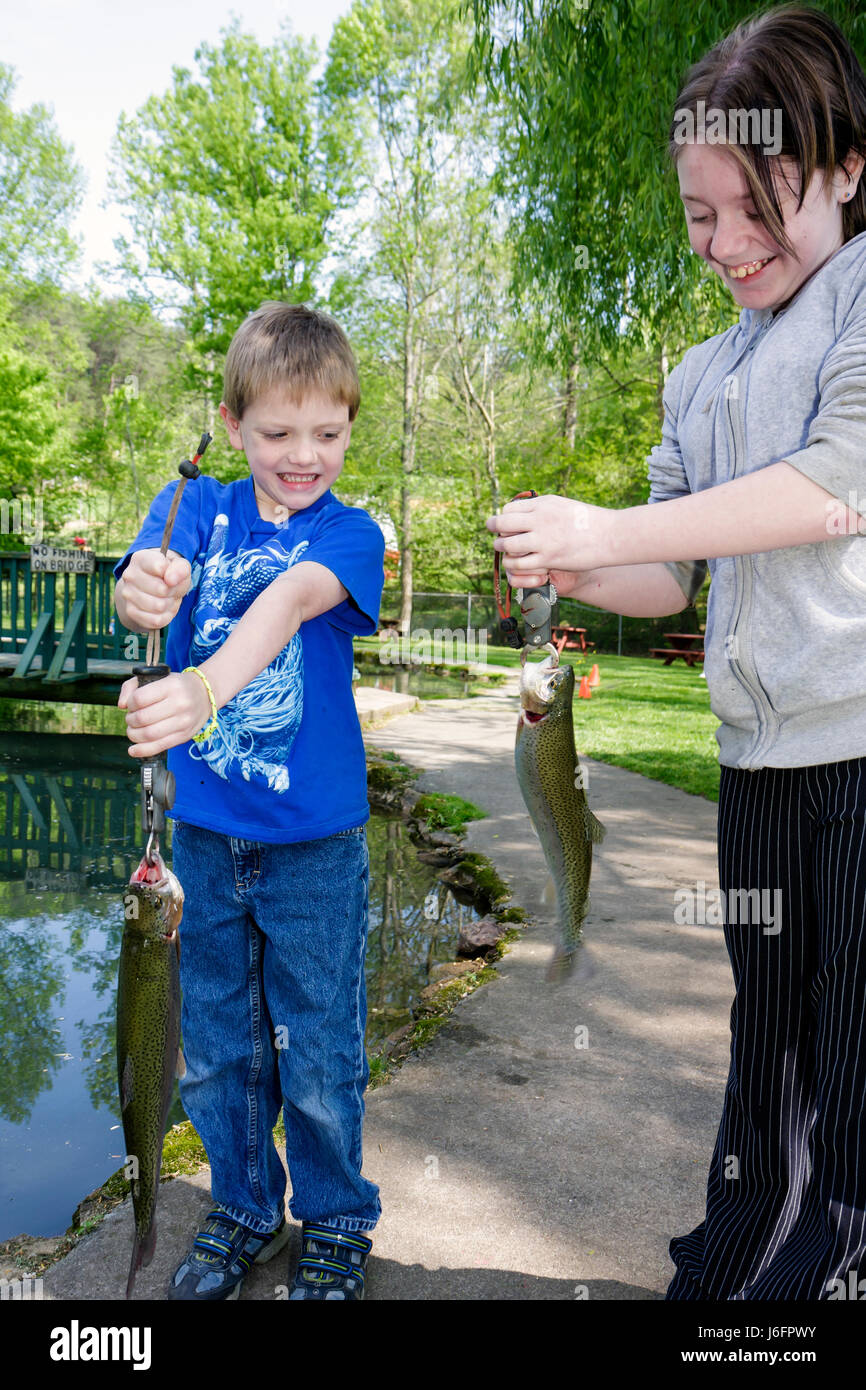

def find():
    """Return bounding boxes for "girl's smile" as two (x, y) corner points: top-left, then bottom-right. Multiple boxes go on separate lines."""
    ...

(677, 143), (862, 313)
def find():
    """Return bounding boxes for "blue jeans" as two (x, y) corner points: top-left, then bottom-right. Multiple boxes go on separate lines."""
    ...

(170, 819), (380, 1235)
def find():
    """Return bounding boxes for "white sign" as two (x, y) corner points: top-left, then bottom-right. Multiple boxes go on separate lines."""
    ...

(30, 545), (95, 574)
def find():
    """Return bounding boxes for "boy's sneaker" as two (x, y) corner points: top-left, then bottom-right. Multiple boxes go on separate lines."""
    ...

(168, 1208), (291, 1301)
(289, 1224), (372, 1300)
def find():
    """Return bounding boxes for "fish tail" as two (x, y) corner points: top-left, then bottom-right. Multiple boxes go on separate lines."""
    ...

(125, 1219), (157, 1300)
(546, 944), (579, 984)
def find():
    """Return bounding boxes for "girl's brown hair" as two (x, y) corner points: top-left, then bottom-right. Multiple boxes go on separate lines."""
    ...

(223, 302), (361, 421)
(669, 4), (866, 255)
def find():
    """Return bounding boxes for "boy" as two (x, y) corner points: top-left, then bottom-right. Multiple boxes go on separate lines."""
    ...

(113, 302), (385, 1301)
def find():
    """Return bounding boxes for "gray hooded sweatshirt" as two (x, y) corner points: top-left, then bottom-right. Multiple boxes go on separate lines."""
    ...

(647, 228), (866, 769)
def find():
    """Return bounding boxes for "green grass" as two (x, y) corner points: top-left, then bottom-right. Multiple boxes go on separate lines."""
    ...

(492, 645), (720, 801)
(357, 635), (721, 802)
(558, 651), (720, 802)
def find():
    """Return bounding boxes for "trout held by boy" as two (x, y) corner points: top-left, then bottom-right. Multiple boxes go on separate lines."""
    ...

(515, 652), (606, 982)
(116, 851), (185, 1298)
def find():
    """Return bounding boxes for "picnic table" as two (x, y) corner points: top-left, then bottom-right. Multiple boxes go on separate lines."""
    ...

(649, 632), (705, 667)
(551, 624), (596, 655)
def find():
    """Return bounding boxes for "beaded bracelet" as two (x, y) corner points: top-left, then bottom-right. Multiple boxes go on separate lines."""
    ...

(183, 666), (219, 744)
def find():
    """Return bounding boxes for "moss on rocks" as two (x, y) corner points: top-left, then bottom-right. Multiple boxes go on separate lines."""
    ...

(412, 792), (486, 835)
(365, 747), (422, 807)
(484, 925), (524, 962)
(496, 906), (528, 924)
(438, 851), (511, 912)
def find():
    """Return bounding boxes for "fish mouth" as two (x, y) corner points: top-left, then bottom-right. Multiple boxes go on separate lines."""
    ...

(519, 661), (571, 714)
(129, 854), (184, 936)
(131, 853), (167, 885)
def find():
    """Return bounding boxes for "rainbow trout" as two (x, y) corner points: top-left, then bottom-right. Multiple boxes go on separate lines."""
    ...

(515, 652), (605, 982)
(117, 851), (184, 1298)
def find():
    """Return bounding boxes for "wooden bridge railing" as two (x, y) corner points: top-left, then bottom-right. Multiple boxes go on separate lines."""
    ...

(0, 552), (135, 680)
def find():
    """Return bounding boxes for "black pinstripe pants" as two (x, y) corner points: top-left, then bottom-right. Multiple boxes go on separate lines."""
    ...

(666, 758), (866, 1300)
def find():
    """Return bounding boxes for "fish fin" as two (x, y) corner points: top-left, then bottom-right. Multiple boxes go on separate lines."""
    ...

(542, 873), (556, 906)
(120, 1054), (134, 1111)
(125, 1220), (157, 1300)
(584, 807), (606, 844)
(176, 1047), (186, 1079)
(545, 945), (578, 984)
(174, 929), (181, 963)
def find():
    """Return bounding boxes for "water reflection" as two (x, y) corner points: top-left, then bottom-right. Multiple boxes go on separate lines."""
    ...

(0, 700), (128, 737)
(365, 816), (476, 1045)
(0, 728), (479, 1239)
(353, 652), (503, 700)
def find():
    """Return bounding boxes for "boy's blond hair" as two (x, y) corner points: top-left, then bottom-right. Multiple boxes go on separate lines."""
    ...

(223, 302), (361, 421)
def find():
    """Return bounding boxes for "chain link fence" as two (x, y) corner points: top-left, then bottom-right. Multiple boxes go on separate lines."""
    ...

(378, 589), (707, 658)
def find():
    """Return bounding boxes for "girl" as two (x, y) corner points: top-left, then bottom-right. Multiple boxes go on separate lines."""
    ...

(489, 3), (866, 1300)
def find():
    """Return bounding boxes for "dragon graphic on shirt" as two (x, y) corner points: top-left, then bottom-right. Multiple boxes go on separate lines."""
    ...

(186, 514), (307, 791)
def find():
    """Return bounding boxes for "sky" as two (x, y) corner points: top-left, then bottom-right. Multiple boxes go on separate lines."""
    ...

(3, 0), (357, 290)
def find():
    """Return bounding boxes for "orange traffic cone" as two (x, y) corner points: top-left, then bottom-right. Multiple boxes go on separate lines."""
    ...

(578, 676), (592, 698)
(588, 663), (600, 687)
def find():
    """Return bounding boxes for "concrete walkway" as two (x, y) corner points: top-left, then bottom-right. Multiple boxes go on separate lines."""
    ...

(43, 679), (732, 1301)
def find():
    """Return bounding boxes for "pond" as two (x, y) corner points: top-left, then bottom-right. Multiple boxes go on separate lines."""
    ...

(0, 711), (481, 1241)
(353, 650), (510, 700)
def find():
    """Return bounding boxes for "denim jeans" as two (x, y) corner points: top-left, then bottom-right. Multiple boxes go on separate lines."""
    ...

(170, 819), (381, 1235)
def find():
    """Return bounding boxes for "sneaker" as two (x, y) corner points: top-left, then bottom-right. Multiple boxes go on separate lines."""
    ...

(167, 1208), (291, 1301)
(289, 1224), (373, 1300)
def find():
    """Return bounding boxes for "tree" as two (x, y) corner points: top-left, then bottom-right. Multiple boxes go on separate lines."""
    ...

(0, 65), (84, 285)
(323, 0), (494, 632)
(107, 23), (337, 397)
(5, 286), (213, 553)
(71, 293), (216, 552)
(464, 0), (866, 359)
(0, 294), (62, 546)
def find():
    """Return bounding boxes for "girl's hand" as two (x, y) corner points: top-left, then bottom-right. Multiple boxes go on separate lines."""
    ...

(116, 549), (192, 632)
(487, 494), (608, 585)
(509, 567), (592, 599)
(118, 669), (214, 759)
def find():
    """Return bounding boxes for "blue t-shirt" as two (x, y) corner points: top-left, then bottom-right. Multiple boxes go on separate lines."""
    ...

(114, 474), (385, 843)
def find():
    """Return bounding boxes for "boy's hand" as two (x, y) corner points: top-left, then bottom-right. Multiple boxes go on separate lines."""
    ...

(116, 549), (192, 632)
(119, 669), (214, 759)
(487, 494), (606, 587)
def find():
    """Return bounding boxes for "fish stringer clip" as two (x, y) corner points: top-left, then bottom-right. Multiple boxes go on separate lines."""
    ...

(494, 489), (559, 666)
